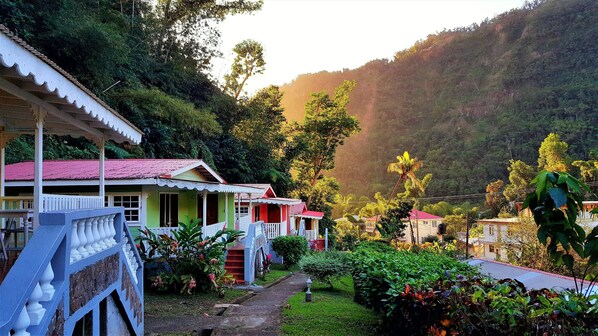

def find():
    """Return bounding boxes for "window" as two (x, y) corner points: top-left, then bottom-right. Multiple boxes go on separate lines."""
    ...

(489, 244), (496, 253)
(488, 225), (494, 235)
(239, 206), (249, 217)
(106, 194), (140, 224)
(423, 221), (428, 225)
(160, 193), (179, 227)
(255, 206), (261, 221)
(432, 221), (437, 228)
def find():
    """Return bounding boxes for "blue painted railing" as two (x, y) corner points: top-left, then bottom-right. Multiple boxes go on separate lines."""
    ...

(242, 221), (268, 284)
(0, 207), (143, 335)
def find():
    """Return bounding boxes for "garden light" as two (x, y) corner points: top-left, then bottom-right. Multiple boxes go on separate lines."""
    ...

(305, 278), (312, 302)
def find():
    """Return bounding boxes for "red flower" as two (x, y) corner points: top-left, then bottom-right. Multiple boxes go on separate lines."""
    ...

(210, 258), (219, 265)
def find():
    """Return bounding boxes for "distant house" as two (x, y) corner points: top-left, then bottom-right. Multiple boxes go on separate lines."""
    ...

(476, 217), (520, 260)
(365, 210), (443, 243)
(5, 159), (260, 238)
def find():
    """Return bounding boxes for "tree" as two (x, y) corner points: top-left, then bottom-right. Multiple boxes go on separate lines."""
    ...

(224, 39), (266, 100)
(291, 80), (361, 208)
(484, 180), (507, 217)
(377, 202), (411, 240)
(523, 170), (598, 295)
(538, 133), (571, 172)
(503, 160), (536, 203)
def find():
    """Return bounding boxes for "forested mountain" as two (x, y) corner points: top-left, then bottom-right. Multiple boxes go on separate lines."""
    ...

(281, 0), (598, 198)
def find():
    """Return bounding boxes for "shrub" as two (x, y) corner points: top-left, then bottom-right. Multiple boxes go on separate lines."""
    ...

(422, 234), (439, 243)
(271, 236), (308, 269)
(355, 240), (395, 254)
(350, 246), (598, 335)
(299, 251), (351, 288)
(136, 219), (243, 295)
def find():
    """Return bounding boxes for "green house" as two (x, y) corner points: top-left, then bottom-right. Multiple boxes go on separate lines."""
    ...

(4, 159), (261, 237)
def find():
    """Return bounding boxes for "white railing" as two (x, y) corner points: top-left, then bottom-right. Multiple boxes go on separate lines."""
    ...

(264, 222), (281, 239)
(122, 230), (141, 284)
(0, 196), (34, 211)
(42, 194), (104, 212)
(69, 214), (117, 264)
(305, 229), (317, 241)
(238, 215), (252, 236)
(203, 221), (226, 238)
(148, 227), (178, 239)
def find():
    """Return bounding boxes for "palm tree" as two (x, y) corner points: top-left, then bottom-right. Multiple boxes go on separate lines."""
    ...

(386, 151), (423, 244)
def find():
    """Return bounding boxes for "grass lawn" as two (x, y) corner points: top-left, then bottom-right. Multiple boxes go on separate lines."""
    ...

(144, 288), (247, 318)
(253, 263), (299, 287)
(282, 275), (381, 336)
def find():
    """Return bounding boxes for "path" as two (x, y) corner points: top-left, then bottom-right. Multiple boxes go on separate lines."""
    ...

(145, 272), (308, 335)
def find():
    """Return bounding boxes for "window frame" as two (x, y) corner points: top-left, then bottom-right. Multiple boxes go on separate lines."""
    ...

(159, 192), (179, 228)
(105, 193), (142, 225)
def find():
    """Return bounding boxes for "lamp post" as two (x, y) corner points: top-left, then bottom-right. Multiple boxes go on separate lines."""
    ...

(305, 278), (312, 302)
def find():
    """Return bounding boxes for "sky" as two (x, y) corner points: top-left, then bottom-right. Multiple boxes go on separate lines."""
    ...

(211, 0), (528, 95)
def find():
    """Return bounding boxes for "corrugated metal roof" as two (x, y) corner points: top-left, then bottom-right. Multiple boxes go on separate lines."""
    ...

(5, 159), (212, 180)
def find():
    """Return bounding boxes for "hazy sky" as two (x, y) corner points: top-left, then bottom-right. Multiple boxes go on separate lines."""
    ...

(212, 0), (528, 95)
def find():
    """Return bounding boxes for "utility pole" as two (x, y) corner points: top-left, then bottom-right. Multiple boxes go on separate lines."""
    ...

(465, 212), (470, 259)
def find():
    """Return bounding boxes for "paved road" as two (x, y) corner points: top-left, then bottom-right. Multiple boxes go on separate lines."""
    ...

(466, 258), (597, 295)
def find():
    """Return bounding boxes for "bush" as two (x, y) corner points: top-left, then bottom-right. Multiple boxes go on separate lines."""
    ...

(271, 236), (308, 269)
(422, 235), (439, 243)
(299, 251), (351, 288)
(355, 240), (395, 254)
(136, 219), (243, 296)
(350, 247), (598, 335)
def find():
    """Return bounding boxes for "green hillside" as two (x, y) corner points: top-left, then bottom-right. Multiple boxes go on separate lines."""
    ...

(280, 0), (598, 198)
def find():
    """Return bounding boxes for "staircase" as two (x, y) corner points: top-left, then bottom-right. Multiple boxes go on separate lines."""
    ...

(224, 247), (245, 284)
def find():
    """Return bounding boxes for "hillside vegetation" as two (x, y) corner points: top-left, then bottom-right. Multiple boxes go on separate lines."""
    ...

(281, 0), (598, 198)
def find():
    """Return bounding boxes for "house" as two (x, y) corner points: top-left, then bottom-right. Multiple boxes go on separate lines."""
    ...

(477, 217), (520, 260)
(4, 159), (261, 238)
(0, 24), (144, 335)
(366, 210), (443, 243)
(234, 184), (324, 241)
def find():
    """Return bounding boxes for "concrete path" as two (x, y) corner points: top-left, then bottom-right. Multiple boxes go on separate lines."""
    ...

(145, 272), (308, 335)
(466, 258), (597, 295)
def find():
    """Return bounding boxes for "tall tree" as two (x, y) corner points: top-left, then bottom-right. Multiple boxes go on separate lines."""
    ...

(484, 179), (507, 217)
(224, 39), (266, 100)
(503, 160), (536, 203)
(538, 133), (571, 172)
(291, 80), (361, 207)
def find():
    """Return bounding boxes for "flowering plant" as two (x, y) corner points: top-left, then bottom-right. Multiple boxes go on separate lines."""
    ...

(137, 218), (243, 295)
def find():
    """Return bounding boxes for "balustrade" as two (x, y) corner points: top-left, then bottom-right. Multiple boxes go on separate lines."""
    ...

(69, 214), (117, 264)
(263, 222), (281, 239)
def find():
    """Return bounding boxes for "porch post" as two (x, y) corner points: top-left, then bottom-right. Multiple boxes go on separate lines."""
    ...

(0, 130), (5, 199)
(236, 192), (240, 230)
(248, 194), (253, 222)
(98, 139), (105, 199)
(33, 105), (46, 228)
(224, 193), (229, 229)
(202, 190), (207, 232)
(279, 204), (284, 237)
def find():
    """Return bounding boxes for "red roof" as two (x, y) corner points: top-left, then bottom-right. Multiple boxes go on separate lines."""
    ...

(5, 159), (207, 181)
(410, 210), (442, 220)
(302, 210), (324, 218)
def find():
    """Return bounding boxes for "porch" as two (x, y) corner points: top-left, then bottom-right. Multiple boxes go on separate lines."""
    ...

(0, 24), (144, 335)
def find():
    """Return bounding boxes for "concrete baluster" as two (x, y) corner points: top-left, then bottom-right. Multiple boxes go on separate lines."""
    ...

(90, 216), (102, 252)
(12, 306), (31, 336)
(70, 220), (81, 263)
(103, 215), (113, 247)
(76, 219), (89, 258)
(97, 216), (107, 249)
(108, 214), (117, 246)
(39, 263), (55, 302)
(83, 218), (95, 255)
(26, 283), (45, 325)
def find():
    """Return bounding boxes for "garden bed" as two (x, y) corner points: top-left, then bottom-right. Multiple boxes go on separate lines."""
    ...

(144, 289), (247, 318)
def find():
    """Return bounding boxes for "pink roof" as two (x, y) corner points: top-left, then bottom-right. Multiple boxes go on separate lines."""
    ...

(290, 202), (307, 214)
(5, 159), (209, 181)
(409, 210), (442, 220)
(302, 210), (324, 218)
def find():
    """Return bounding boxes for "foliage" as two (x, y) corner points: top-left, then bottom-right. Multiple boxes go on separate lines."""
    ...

(523, 170), (598, 295)
(387, 151), (424, 197)
(224, 39), (266, 100)
(422, 235), (439, 243)
(290, 80), (361, 208)
(376, 202), (411, 240)
(484, 179), (507, 217)
(271, 236), (308, 269)
(298, 251), (352, 288)
(350, 243), (598, 335)
(538, 133), (571, 172)
(334, 218), (362, 251)
(503, 159), (537, 203)
(136, 219), (243, 296)
(355, 240), (396, 254)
